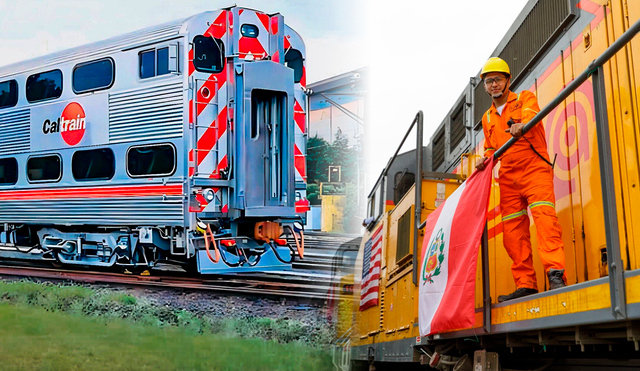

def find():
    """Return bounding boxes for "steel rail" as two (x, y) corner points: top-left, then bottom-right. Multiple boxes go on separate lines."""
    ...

(0, 265), (334, 300)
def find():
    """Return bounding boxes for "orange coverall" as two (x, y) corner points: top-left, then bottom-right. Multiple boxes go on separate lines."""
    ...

(482, 90), (565, 290)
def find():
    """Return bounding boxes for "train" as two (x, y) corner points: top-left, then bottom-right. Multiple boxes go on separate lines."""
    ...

(344, 1), (640, 370)
(0, 6), (310, 275)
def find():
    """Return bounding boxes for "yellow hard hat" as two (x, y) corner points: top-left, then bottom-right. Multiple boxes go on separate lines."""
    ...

(480, 57), (510, 78)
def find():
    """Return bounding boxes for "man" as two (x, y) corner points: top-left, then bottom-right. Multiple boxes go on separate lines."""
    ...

(476, 57), (566, 302)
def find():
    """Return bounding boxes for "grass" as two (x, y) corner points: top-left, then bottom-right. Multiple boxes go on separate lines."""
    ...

(0, 280), (333, 371)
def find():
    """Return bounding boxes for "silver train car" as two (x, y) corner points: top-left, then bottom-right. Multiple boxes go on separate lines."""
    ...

(0, 6), (309, 274)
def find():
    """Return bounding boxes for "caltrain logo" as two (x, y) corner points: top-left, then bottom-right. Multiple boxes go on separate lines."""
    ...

(422, 228), (445, 284)
(42, 102), (87, 146)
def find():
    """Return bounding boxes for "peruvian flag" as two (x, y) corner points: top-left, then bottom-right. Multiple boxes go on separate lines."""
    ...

(419, 158), (494, 336)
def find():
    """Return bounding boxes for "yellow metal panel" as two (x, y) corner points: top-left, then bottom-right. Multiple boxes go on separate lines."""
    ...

(570, 3), (611, 281)
(492, 282), (611, 325)
(537, 64), (579, 288)
(603, 0), (638, 271)
(623, 0), (640, 269)
(625, 274), (640, 304)
(321, 195), (345, 233)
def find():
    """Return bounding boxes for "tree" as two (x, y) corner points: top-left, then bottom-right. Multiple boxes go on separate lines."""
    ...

(306, 135), (330, 184)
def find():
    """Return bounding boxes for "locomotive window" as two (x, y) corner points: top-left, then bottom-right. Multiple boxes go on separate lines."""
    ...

(241, 24), (259, 38)
(284, 49), (303, 83)
(139, 50), (156, 79)
(26, 70), (62, 103)
(27, 155), (61, 182)
(0, 80), (18, 109)
(127, 144), (176, 177)
(72, 148), (115, 181)
(0, 158), (18, 185)
(193, 35), (224, 73)
(73, 58), (115, 93)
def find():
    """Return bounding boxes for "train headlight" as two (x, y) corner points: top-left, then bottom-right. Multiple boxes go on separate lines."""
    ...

(203, 188), (215, 202)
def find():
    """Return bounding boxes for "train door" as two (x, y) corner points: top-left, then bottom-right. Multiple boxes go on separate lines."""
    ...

(236, 61), (295, 215)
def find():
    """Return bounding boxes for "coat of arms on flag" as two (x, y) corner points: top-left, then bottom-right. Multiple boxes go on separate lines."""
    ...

(359, 224), (383, 311)
(423, 228), (445, 284)
(419, 158), (494, 336)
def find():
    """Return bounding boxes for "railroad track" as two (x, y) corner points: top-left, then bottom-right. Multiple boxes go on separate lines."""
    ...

(0, 264), (331, 300)
(0, 231), (361, 301)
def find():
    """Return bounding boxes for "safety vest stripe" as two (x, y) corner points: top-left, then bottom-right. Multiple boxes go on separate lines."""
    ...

(484, 147), (495, 153)
(524, 107), (539, 114)
(529, 201), (555, 209)
(502, 209), (527, 221)
(487, 111), (490, 123)
(517, 92), (521, 100)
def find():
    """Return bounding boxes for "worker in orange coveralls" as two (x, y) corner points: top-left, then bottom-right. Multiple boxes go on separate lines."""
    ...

(475, 57), (566, 302)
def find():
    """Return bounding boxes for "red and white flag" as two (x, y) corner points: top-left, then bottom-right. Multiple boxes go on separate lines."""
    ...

(419, 158), (494, 335)
(359, 224), (383, 311)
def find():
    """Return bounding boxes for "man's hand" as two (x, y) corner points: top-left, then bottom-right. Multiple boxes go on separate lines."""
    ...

(476, 157), (489, 171)
(505, 122), (525, 138)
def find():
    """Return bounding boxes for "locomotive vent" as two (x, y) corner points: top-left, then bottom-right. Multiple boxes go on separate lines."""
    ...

(473, 0), (576, 126)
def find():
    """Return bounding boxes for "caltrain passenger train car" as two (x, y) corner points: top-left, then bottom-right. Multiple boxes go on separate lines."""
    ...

(347, 1), (640, 370)
(0, 6), (309, 274)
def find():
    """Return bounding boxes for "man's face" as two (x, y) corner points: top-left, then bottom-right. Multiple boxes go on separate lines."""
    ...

(483, 72), (509, 99)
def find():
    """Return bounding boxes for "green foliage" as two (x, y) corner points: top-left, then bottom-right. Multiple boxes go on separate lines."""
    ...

(0, 303), (332, 371)
(307, 135), (330, 184)
(306, 130), (358, 185)
(0, 280), (333, 347)
(307, 183), (321, 205)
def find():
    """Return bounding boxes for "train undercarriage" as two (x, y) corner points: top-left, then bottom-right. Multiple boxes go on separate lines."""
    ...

(0, 221), (304, 274)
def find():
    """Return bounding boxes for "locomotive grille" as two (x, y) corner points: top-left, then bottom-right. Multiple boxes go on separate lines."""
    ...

(109, 81), (183, 143)
(432, 127), (445, 170)
(473, 0), (575, 126)
(0, 109), (30, 154)
(449, 102), (465, 152)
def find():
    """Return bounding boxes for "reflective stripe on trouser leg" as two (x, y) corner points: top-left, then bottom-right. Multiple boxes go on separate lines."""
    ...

(501, 208), (538, 290)
(529, 201), (565, 274)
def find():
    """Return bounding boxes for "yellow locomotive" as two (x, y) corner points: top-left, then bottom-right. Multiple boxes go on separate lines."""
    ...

(348, 1), (640, 370)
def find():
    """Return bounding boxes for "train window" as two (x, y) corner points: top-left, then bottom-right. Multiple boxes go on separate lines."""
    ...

(127, 144), (176, 177)
(193, 35), (224, 73)
(27, 155), (61, 182)
(73, 58), (115, 93)
(157, 47), (170, 76)
(72, 148), (115, 181)
(0, 80), (18, 109)
(140, 48), (173, 79)
(26, 70), (62, 103)
(284, 49), (303, 83)
(0, 158), (18, 185)
(241, 24), (259, 38)
(139, 50), (156, 79)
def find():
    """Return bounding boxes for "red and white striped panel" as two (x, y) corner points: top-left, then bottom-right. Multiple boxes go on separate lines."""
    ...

(238, 9), (271, 61)
(285, 29), (307, 185)
(187, 10), (233, 213)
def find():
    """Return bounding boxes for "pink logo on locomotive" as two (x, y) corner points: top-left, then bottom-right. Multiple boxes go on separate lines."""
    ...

(42, 102), (87, 146)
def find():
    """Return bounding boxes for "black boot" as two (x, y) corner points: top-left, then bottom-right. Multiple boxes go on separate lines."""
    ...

(548, 269), (566, 290)
(497, 287), (538, 303)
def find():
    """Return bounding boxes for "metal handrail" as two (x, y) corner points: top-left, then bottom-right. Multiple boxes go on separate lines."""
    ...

(489, 17), (640, 321)
(493, 18), (640, 159)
